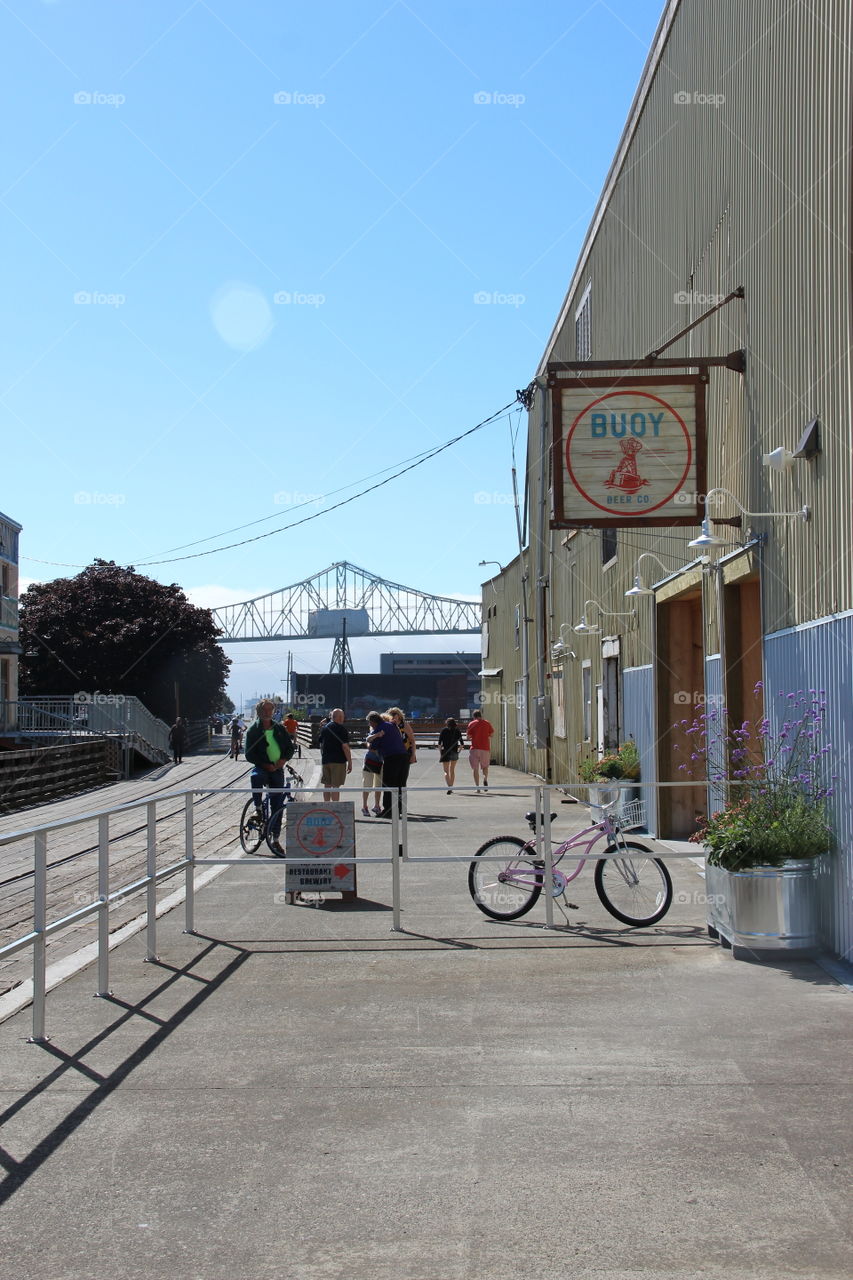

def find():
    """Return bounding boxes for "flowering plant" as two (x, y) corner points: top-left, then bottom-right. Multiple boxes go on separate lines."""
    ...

(578, 740), (640, 783)
(678, 687), (834, 871)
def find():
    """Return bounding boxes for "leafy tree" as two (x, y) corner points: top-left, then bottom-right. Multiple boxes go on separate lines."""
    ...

(19, 560), (231, 721)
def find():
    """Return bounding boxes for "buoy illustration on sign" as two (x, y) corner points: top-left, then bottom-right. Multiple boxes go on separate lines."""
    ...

(605, 438), (650, 494)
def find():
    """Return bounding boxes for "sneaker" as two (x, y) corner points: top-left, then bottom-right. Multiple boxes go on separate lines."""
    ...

(446, 789), (452, 795)
(483, 780), (488, 789)
(372, 806), (382, 816)
(271, 841), (286, 857)
(361, 807), (370, 817)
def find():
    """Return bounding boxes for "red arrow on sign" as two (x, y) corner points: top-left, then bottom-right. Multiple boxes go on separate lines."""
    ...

(333, 863), (349, 880)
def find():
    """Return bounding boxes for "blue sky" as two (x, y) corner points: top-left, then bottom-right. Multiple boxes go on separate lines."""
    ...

(2, 0), (664, 703)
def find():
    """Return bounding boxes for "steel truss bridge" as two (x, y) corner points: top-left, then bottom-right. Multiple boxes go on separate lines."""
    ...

(211, 562), (481, 642)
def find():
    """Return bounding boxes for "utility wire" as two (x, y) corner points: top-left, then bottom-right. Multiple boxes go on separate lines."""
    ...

(134, 398), (518, 566)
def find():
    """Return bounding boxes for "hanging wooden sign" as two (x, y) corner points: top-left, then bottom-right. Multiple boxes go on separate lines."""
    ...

(550, 374), (706, 527)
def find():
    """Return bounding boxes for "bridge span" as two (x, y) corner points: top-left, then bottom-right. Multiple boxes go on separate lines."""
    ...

(210, 561), (481, 643)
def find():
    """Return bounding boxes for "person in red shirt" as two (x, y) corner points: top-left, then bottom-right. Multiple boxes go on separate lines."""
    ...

(466, 709), (494, 791)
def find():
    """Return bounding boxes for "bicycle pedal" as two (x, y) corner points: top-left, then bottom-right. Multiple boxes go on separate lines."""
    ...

(565, 902), (579, 910)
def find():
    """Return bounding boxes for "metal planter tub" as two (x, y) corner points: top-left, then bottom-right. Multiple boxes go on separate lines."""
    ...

(705, 859), (821, 958)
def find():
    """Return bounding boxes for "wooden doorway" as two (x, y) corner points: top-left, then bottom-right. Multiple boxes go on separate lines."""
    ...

(656, 592), (706, 838)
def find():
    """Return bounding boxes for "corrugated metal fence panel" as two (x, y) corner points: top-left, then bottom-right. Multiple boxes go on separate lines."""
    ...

(764, 615), (853, 961)
(703, 655), (725, 816)
(623, 664), (657, 835)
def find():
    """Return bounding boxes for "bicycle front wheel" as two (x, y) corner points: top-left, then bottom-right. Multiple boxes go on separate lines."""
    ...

(239, 798), (265, 854)
(594, 843), (673, 926)
(468, 836), (543, 920)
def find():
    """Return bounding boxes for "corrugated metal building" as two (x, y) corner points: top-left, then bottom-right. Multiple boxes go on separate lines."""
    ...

(484, 0), (853, 959)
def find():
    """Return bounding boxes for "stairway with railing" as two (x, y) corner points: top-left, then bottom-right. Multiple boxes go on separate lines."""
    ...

(2, 696), (172, 766)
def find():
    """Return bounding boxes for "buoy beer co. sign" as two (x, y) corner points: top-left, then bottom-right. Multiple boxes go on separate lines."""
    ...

(550, 375), (706, 527)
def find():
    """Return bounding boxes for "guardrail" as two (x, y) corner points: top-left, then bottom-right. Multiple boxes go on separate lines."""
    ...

(0, 781), (706, 1043)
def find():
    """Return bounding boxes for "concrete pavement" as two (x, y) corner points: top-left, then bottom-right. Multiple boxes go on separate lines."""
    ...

(0, 753), (851, 1279)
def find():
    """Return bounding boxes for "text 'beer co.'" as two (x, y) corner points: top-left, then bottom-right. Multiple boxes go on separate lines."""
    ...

(549, 375), (706, 528)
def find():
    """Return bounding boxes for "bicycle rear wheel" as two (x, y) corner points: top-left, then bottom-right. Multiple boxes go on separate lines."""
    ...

(594, 842), (672, 926)
(239, 797), (265, 854)
(468, 836), (543, 920)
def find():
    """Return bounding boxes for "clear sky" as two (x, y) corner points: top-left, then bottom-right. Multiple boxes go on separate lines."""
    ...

(3, 0), (665, 704)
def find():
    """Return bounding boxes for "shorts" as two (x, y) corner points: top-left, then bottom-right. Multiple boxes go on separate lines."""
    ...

(361, 768), (382, 789)
(321, 762), (348, 788)
(468, 748), (490, 770)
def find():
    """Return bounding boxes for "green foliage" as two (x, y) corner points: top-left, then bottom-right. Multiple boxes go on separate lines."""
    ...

(697, 789), (832, 870)
(684, 687), (835, 870)
(19, 560), (231, 722)
(578, 740), (640, 783)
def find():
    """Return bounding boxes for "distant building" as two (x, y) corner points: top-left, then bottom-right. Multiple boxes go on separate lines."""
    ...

(0, 511), (22, 736)
(292, 651), (481, 720)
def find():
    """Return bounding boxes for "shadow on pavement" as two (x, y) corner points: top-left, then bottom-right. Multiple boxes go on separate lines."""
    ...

(0, 940), (248, 1207)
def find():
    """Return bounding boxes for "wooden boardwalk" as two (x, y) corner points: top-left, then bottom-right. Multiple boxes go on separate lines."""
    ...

(0, 749), (274, 999)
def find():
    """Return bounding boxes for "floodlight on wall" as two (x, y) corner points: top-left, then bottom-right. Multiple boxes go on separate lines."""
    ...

(624, 552), (672, 598)
(762, 417), (821, 470)
(572, 599), (635, 635)
(688, 487), (810, 549)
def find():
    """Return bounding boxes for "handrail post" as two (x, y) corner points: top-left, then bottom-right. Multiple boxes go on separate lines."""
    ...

(400, 786), (408, 860)
(29, 830), (48, 1043)
(145, 799), (158, 961)
(390, 803), (402, 932)
(96, 813), (111, 996)
(184, 792), (195, 934)
(542, 789), (554, 929)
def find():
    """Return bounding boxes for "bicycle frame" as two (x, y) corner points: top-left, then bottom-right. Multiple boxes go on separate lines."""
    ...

(503, 813), (641, 890)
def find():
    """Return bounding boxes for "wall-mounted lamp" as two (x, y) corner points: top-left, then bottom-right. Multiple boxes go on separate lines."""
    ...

(478, 559), (504, 574)
(572, 599), (635, 635)
(762, 417), (820, 470)
(551, 623), (577, 661)
(688, 487), (810, 549)
(624, 552), (673, 598)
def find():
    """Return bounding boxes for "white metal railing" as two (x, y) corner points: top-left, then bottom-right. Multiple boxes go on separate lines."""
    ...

(15, 695), (171, 760)
(0, 780), (708, 1044)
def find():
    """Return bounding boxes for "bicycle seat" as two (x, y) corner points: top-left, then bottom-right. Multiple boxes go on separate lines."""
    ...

(524, 810), (557, 826)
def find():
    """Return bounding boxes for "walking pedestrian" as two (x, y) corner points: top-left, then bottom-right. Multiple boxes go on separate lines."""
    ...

(438, 716), (464, 793)
(169, 716), (187, 764)
(318, 707), (352, 801)
(283, 710), (301, 757)
(466, 709), (494, 791)
(366, 711), (408, 818)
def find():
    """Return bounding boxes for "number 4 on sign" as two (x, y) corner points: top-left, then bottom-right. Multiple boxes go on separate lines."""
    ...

(311, 829), (328, 848)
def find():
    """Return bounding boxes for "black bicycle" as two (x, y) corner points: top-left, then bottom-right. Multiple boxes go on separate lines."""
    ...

(239, 763), (304, 855)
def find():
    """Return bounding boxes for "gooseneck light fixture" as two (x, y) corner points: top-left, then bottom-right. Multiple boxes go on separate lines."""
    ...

(688, 487), (810, 549)
(573, 599), (635, 635)
(551, 623), (577, 661)
(624, 552), (673, 598)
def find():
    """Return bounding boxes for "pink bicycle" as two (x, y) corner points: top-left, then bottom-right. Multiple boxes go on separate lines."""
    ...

(468, 801), (673, 926)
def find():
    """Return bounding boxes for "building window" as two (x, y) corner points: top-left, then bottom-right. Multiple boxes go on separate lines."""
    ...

(514, 678), (526, 738)
(601, 528), (617, 565)
(553, 670), (565, 739)
(581, 661), (592, 742)
(575, 283), (592, 361)
(514, 604), (521, 650)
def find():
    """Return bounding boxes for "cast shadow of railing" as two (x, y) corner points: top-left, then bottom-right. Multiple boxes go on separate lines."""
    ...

(0, 939), (248, 1206)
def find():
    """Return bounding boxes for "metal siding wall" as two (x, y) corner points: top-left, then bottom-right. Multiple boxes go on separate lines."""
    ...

(704, 654), (725, 816)
(764, 616), (853, 961)
(623, 664), (657, 835)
